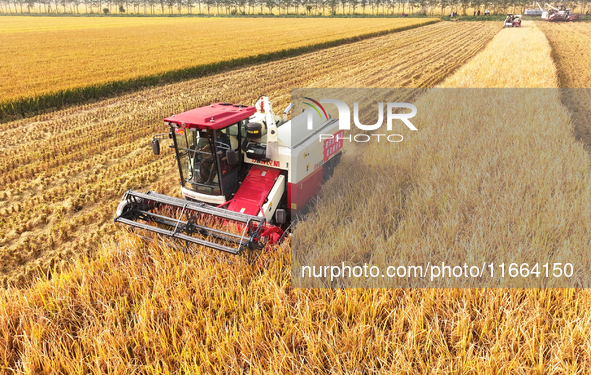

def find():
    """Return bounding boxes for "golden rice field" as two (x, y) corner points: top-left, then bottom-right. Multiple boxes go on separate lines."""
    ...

(0, 21), (499, 287)
(440, 21), (557, 88)
(295, 21), (591, 289)
(4, 237), (591, 373)
(0, 16), (436, 104)
(3, 17), (591, 373)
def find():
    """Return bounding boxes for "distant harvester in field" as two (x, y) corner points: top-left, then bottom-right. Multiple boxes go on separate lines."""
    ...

(536, 2), (582, 21)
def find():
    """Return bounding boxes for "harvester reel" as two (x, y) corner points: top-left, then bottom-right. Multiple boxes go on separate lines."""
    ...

(115, 191), (279, 262)
(185, 214), (208, 237)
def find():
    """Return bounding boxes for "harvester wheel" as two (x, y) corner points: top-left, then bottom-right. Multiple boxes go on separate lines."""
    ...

(322, 163), (334, 182)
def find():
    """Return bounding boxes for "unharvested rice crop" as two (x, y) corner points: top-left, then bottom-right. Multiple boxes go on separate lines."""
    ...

(537, 21), (591, 150)
(0, 21), (499, 287)
(3, 16), (591, 373)
(2, 18), (591, 373)
(3, 236), (591, 373)
(440, 21), (556, 88)
(295, 22), (591, 289)
(0, 16), (436, 104)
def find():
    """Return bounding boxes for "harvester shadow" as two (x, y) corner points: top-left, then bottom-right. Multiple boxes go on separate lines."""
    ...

(291, 141), (415, 288)
(558, 89), (591, 155)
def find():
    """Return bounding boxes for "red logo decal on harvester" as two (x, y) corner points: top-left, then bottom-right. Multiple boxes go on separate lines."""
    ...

(324, 130), (344, 162)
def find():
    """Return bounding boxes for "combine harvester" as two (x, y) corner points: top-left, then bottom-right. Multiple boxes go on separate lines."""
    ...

(114, 96), (343, 261)
(503, 14), (522, 27)
(537, 2), (582, 21)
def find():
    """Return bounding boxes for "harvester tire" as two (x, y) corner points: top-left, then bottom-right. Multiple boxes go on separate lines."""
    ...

(322, 162), (335, 182)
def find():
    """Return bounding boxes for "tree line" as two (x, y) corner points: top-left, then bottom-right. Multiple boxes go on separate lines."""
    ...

(0, 0), (589, 16)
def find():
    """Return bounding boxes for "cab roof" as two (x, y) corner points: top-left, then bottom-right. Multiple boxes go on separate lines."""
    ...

(164, 103), (256, 130)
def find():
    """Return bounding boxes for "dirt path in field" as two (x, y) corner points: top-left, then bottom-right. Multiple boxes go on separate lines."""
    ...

(0, 21), (500, 287)
(537, 21), (591, 151)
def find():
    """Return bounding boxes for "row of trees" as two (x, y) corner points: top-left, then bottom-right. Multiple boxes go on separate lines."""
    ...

(0, 0), (588, 16)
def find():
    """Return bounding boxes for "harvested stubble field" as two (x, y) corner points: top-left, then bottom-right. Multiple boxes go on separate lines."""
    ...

(0, 17), (435, 106)
(4, 18), (591, 374)
(0, 21), (499, 287)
